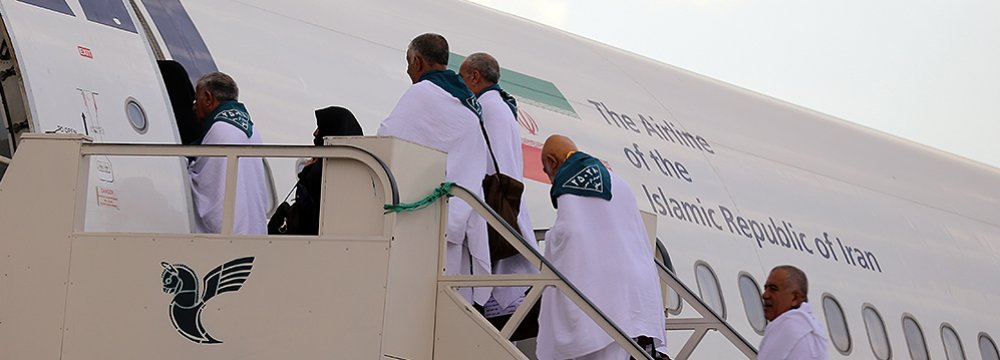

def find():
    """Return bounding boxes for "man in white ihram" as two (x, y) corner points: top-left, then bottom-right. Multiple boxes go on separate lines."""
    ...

(460, 52), (541, 332)
(537, 135), (666, 360)
(188, 72), (268, 235)
(377, 33), (492, 305)
(759, 265), (829, 360)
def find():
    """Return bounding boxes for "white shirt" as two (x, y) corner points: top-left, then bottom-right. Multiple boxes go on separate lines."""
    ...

(758, 302), (830, 360)
(377, 79), (492, 305)
(188, 121), (268, 235)
(537, 173), (666, 360)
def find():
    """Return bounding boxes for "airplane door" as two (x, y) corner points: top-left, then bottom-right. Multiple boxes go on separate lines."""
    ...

(0, 33), (29, 179)
(0, 0), (192, 232)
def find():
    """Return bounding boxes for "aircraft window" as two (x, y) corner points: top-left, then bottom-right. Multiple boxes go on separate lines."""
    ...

(16, 0), (75, 16)
(940, 323), (966, 360)
(655, 239), (682, 315)
(125, 98), (147, 134)
(981, 333), (1000, 360)
(737, 272), (765, 334)
(822, 294), (852, 354)
(902, 314), (930, 360)
(78, 0), (137, 33)
(862, 305), (891, 359)
(694, 261), (725, 319)
(666, 281), (682, 315)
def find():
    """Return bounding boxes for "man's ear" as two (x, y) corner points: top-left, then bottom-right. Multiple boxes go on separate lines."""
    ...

(543, 153), (562, 177)
(792, 290), (807, 306)
(412, 55), (425, 73)
(542, 153), (555, 169)
(202, 90), (215, 104)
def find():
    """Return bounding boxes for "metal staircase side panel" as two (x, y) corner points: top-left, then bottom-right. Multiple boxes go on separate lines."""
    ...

(0, 135), (453, 359)
(433, 287), (527, 360)
(338, 137), (449, 359)
(0, 134), (90, 360)
(59, 234), (394, 359)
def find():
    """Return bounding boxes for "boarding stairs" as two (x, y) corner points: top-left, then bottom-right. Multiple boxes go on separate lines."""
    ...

(0, 134), (756, 359)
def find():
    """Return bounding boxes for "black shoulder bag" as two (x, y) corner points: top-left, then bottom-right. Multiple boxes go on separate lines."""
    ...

(480, 121), (525, 265)
(268, 181), (307, 235)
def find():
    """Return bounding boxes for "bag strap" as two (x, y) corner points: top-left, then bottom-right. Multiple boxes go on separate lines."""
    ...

(282, 177), (310, 204)
(281, 182), (298, 203)
(479, 119), (502, 176)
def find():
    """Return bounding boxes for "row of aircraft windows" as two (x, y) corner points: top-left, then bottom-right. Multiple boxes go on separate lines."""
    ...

(688, 261), (1000, 359)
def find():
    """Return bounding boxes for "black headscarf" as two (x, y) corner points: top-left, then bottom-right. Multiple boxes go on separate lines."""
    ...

(292, 106), (363, 235)
(314, 106), (363, 145)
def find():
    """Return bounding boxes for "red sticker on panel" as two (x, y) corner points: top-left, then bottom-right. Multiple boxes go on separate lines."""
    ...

(78, 46), (93, 58)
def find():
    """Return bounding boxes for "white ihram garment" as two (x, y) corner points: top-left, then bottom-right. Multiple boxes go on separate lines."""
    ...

(377, 80), (491, 305)
(188, 121), (268, 235)
(758, 302), (829, 360)
(480, 90), (540, 311)
(537, 174), (666, 360)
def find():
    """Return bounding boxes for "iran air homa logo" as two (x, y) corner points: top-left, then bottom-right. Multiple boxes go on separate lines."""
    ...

(160, 257), (255, 344)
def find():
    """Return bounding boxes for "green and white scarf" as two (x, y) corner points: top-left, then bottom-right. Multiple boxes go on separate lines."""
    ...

(477, 83), (517, 119)
(194, 100), (253, 144)
(420, 69), (482, 120)
(549, 151), (612, 208)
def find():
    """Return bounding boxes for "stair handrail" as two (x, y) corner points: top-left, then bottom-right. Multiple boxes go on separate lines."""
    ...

(78, 142), (400, 236)
(656, 260), (758, 358)
(446, 183), (655, 360)
(446, 183), (758, 360)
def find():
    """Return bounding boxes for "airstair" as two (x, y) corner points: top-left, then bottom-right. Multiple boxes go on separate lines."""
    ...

(0, 134), (756, 359)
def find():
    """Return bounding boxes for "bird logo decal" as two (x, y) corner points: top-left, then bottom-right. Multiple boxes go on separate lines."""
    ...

(160, 256), (255, 344)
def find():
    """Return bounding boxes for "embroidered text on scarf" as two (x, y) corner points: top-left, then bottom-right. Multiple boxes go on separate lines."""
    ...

(194, 100), (254, 144)
(549, 151), (612, 208)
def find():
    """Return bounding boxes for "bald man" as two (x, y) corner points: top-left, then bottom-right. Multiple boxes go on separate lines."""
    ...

(377, 33), (491, 305)
(460, 52), (541, 327)
(536, 135), (666, 360)
(759, 265), (829, 360)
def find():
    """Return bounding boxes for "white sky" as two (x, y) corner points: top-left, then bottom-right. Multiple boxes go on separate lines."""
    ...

(468, 0), (1000, 169)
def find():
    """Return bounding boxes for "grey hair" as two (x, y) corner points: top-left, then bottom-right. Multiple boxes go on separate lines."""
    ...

(408, 33), (450, 66)
(772, 265), (809, 301)
(464, 52), (500, 83)
(196, 72), (239, 101)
